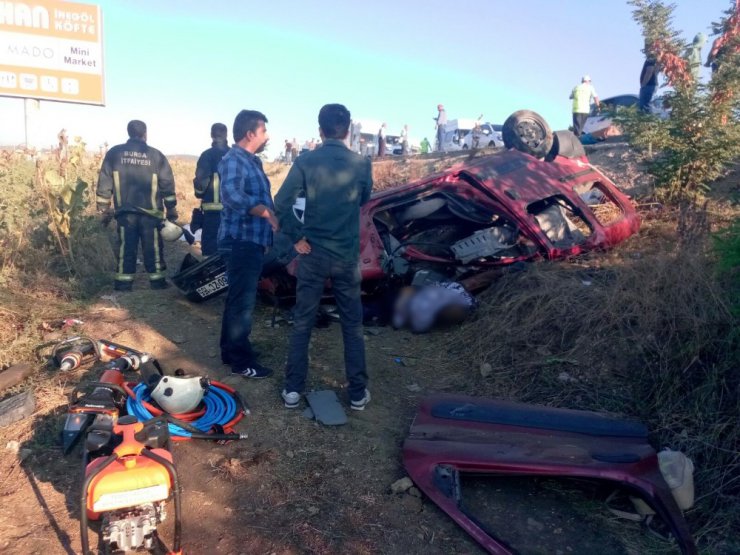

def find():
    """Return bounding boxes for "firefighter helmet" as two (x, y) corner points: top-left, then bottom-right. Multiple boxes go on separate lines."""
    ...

(160, 220), (184, 242)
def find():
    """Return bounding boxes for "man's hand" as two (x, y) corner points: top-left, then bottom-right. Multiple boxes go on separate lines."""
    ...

(250, 204), (279, 231)
(166, 208), (179, 223)
(266, 211), (279, 232)
(294, 238), (311, 254)
(99, 210), (114, 227)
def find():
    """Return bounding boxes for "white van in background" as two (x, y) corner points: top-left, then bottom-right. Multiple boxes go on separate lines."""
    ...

(441, 119), (504, 151)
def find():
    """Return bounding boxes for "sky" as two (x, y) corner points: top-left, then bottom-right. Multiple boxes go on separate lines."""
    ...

(0, 0), (733, 158)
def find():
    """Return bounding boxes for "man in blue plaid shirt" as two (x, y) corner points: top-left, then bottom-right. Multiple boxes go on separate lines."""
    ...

(218, 109), (279, 379)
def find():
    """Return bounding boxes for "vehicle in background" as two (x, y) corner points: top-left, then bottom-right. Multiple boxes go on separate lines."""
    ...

(441, 119), (504, 151)
(583, 94), (670, 137)
(462, 123), (504, 149)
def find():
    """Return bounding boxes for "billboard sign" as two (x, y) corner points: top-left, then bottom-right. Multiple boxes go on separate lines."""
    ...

(0, 1), (104, 105)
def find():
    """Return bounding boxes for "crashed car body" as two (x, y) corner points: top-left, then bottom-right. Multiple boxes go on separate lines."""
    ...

(174, 143), (640, 302)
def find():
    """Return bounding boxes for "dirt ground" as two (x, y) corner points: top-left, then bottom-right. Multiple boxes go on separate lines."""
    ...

(0, 144), (701, 555)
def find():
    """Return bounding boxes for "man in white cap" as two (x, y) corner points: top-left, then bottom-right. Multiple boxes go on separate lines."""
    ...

(434, 103), (447, 152)
(569, 75), (600, 137)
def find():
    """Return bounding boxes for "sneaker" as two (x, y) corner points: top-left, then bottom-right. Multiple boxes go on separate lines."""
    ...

(281, 390), (300, 409)
(350, 389), (371, 411)
(231, 363), (273, 379)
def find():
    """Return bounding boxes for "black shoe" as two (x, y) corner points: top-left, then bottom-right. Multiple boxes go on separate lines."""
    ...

(222, 349), (261, 366)
(150, 279), (170, 290)
(114, 281), (133, 292)
(231, 363), (273, 379)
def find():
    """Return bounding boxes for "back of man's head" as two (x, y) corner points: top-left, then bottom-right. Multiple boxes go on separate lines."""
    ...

(233, 110), (268, 143)
(318, 104), (350, 140)
(211, 122), (227, 140)
(127, 120), (147, 140)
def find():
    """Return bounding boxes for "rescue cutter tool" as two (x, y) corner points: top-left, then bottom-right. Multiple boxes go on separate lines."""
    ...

(62, 343), (159, 453)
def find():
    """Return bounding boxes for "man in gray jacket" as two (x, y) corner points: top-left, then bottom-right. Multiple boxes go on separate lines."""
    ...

(274, 103), (373, 411)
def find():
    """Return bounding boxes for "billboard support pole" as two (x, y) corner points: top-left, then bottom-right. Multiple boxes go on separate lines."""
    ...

(24, 98), (28, 148)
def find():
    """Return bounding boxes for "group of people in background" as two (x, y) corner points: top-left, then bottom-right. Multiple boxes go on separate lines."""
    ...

(95, 104), (373, 412)
(569, 31), (718, 138)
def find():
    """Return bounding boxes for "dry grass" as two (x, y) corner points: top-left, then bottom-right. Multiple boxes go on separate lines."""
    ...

(452, 210), (740, 551)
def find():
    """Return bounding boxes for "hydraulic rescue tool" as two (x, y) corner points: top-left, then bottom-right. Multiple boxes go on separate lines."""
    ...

(62, 342), (158, 454)
(80, 415), (182, 555)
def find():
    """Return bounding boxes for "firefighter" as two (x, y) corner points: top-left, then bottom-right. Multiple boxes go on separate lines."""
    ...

(193, 123), (229, 256)
(96, 120), (178, 291)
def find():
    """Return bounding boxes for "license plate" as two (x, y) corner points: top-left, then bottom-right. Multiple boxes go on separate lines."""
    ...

(195, 273), (228, 298)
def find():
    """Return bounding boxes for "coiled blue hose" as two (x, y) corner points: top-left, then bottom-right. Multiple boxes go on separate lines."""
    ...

(126, 382), (239, 438)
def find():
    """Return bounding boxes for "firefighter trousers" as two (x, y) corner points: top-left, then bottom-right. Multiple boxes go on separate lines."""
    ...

(114, 213), (167, 290)
(200, 209), (221, 257)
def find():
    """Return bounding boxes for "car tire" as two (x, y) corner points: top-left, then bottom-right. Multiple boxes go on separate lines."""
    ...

(502, 110), (553, 158)
(546, 130), (586, 161)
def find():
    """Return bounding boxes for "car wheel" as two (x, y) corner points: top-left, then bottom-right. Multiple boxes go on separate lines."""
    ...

(502, 110), (553, 158)
(546, 130), (586, 161)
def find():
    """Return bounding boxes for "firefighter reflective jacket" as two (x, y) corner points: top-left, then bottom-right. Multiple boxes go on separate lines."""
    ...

(96, 138), (177, 219)
(193, 139), (229, 212)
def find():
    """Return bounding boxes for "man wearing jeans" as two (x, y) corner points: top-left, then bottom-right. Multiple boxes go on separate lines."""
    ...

(274, 103), (373, 410)
(218, 109), (279, 379)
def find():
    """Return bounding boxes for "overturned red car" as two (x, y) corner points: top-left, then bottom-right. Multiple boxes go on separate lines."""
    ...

(174, 126), (639, 303)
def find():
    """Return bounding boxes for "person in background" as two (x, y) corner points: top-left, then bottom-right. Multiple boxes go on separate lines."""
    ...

(218, 109), (278, 379)
(400, 124), (409, 155)
(274, 103), (373, 411)
(96, 120), (177, 291)
(377, 123), (387, 157)
(639, 44), (659, 112)
(420, 137), (431, 154)
(291, 137), (299, 161)
(435, 104), (447, 152)
(284, 139), (293, 164)
(569, 75), (600, 136)
(687, 32), (707, 84)
(193, 122), (229, 256)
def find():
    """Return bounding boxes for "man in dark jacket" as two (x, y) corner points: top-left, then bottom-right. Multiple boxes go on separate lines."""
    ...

(193, 123), (229, 256)
(274, 103), (373, 411)
(96, 120), (177, 291)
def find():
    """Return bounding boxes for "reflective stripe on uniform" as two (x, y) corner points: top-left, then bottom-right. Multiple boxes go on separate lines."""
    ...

(96, 194), (110, 205)
(163, 195), (176, 203)
(212, 172), (220, 204)
(115, 273), (134, 282)
(153, 226), (164, 272)
(113, 171), (121, 206)
(148, 272), (167, 281)
(201, 202), (223, 211)
(151, 174), (158, 210)
(117, 225), (125, 276)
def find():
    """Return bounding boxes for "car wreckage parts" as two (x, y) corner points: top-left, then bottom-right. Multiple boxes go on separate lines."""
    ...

(402, 395), (697, 555)
(172, 143), (640, 304)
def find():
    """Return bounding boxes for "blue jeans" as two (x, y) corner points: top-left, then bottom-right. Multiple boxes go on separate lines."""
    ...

(219, 239), (264, 368)
(284, 248), (367, 402)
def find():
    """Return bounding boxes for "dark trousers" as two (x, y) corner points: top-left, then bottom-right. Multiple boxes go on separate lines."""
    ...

(572, 112), (589, 136)
(115, 213), (166, 288)
(436, 125), (445, 151)
(639, 85), (656, 112)
(378, 138), (386, 157)
(284, 248), (367, 402)
(219, 239), (264, 368)
(201, 210), (221, 256)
